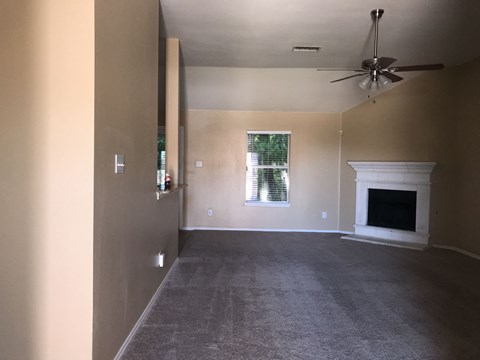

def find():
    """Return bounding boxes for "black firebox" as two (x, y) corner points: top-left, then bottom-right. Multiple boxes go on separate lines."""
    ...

(367, 189), (416, 231)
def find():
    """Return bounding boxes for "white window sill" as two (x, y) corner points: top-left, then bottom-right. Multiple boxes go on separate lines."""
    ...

(156, 184), (187, 200)
(244, 201), (290, 208)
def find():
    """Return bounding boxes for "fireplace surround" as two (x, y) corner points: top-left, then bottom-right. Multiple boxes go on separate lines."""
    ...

(344, 161), (436, 248)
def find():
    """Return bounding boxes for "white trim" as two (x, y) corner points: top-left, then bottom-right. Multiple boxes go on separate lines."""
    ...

(244, 201), (290, 208)
(341, 235), (427, 251)
(248, 165), (289, 170)
(247, 130), (291, 135)
(336, 128), (343, 231)
(181, 226), (352, 234)
(433, 245), (480, 261)
(114, 258), (179, 360)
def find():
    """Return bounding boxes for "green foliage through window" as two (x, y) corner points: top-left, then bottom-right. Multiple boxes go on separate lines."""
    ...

(246, 132), (290, 203)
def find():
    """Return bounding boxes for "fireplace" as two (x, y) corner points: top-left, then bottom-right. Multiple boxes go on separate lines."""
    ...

(345, 162), (436, 247)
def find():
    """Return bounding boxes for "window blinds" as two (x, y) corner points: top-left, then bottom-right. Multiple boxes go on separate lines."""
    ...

(246, 132), (290, 203)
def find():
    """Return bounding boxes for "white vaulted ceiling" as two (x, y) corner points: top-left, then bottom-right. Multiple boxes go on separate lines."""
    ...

(160, 0), (480, 112)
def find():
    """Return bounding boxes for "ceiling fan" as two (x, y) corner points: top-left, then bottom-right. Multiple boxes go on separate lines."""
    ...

(321, 9), (444, 91)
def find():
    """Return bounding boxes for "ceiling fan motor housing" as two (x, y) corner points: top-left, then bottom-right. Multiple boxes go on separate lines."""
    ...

(371, 9), (384, 20)
(362, 58), (379, 70)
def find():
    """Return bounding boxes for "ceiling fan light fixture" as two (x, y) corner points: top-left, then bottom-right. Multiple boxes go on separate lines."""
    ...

(358, 74), (392, 91)
(378, 74), (392, 87)
(358, 76), (372, 90)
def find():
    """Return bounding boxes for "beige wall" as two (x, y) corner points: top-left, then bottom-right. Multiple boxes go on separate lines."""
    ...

(338, 64), (474, 250)
(93, 2), (179, 360)
(1, 0), (179, 359)
(166, 38), (180, 180)
(183, 110), (341, 230)
(454, 58), (480, 254)
(1, 1), (95, 359)
(182, 67), (417, 113)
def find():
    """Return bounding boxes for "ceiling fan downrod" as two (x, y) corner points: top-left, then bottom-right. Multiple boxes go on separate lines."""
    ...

(371, 9), (384, 62)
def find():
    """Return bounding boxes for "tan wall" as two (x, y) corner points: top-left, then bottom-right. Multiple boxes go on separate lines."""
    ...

(0, 1), (95, 359)
(1, 1), (180, 358)
(93, 2), (179, 359)
(183, 110), (341, 230)
(339, 67), (460, 248)
(182, 67), (415, 113)
(454, 58), (480, 254)
(166, 39), (180, 180)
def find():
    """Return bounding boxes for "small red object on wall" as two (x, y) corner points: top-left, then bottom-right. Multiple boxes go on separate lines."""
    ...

(165, 173), (171, 191)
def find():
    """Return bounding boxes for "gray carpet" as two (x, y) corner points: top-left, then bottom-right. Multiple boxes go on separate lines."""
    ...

(121, 231), (480, 359)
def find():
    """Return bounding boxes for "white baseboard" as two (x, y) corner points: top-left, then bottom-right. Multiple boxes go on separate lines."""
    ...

(342, 234), (427, 251)
(433, 245), (480, 261)
(181, 226), (353, 235)
(114, 258), (179, 360)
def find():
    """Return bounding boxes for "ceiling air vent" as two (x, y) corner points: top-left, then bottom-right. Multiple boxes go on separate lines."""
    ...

(292, 46), (321, 52)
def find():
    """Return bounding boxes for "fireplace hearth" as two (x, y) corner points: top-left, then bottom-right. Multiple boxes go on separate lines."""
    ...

(343, 161), (436, 248)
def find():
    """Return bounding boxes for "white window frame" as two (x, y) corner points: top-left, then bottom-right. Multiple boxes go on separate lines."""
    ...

(245, 130), (291, 208)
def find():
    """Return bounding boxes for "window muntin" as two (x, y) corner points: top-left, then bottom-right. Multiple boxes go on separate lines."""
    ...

(246, 131), (290, 205)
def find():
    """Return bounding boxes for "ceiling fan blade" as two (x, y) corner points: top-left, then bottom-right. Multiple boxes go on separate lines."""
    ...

(377, 57), (397, 69)
(388, 64), (445, 72)
(330, 73), (368, 83)
(382, 71), (403, 83)
(316, 68), (360, 71)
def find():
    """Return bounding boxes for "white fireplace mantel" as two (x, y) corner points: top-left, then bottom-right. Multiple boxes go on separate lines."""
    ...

(347, 161), (436, 247)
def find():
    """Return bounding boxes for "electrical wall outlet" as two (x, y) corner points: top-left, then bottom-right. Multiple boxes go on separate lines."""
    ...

(322, 211), (327, 219)
(207, 208), (213, 217)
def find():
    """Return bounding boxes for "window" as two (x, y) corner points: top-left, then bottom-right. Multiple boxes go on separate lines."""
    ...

(157, 127), (166, 190)
(246, 131), (290, 206)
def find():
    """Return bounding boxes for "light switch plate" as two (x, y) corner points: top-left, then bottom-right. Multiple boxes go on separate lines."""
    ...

(115, 154), (125, 174)
(158, 252), (165, 268)
(195, 160), (203, 168)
